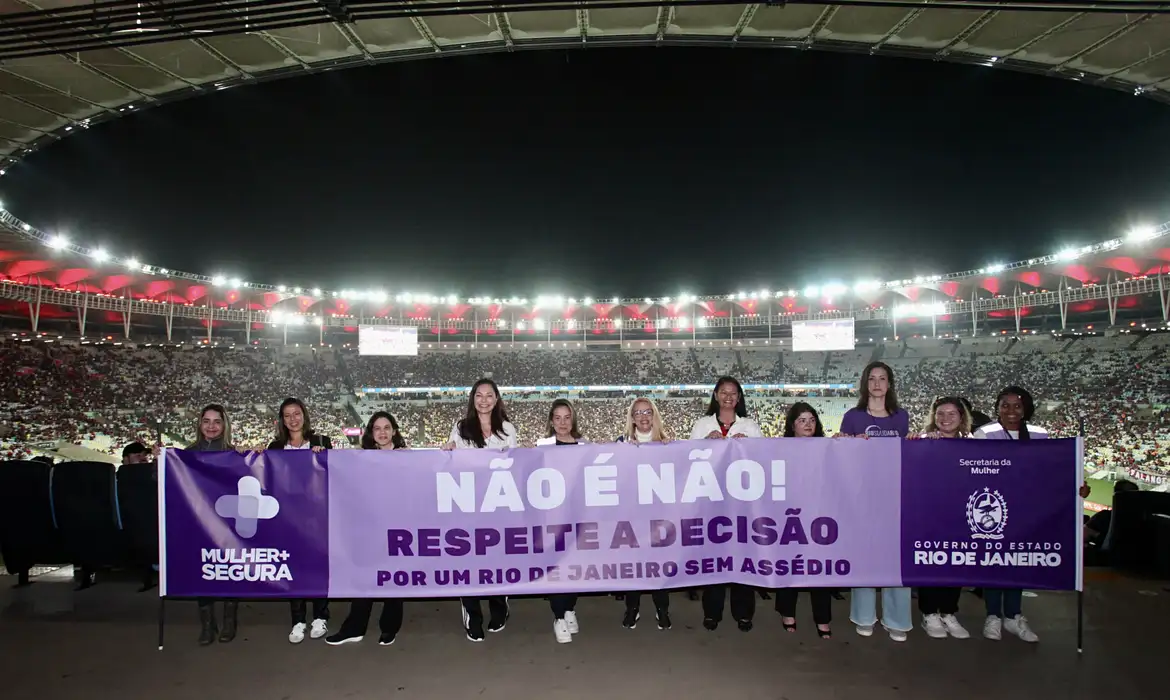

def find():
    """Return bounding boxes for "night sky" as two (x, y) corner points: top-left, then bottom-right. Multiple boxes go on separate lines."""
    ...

(3, 47), (1170, 298)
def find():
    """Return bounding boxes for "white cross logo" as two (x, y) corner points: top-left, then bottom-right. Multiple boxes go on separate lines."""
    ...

(214, 476), (280, 539)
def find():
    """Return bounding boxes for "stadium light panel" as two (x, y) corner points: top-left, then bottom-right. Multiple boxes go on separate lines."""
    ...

(821, 283), (846, 297)
(447, 295), (457, 305)
(21, 223), (30, 231)
(91, 248), (110, 262)
(803, 285), (819, 297)
(759, 289), (769, 298)
(584, 297), (594, 305)
(370, 290), (388, 303)
(613, 319), (623, 328)
(125, 257), (140, 270)
(1055, 248), (1080, 262)
(229, 278), (242, 288)
(662, 296), (672, 303)
(1128, 225), (1156, 242)
(211, 275), (226, 287)
(568, 298), (577, 305)
(644, 297), (653, 305)
(737, 291), (747, 300)
(277, 285), (287, 292)
(986, 264), (1006, 274)
(311, 287), (322, 297)
(49, 235), (68, 250)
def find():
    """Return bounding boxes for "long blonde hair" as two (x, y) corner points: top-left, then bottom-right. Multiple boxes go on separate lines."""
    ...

(624, 397), (669, 442)
(923, 396), (973, 437)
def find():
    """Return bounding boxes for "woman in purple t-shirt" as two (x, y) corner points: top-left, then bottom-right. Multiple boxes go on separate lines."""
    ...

(838, 361), (913, 641)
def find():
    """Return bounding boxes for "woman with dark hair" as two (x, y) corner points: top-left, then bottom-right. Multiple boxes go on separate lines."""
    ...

(914, 397), (973, 640)
(689, 376), (762, 631)
(774, 402), (832, 639)
(536, 399), (586, 643)
(690, 376), (763, 441)
(973, 386), (1045, 643)
(189, 404), (240, 646)
(441, 379), (516, 641)
(839, 362), (913, 642)
(268, 397), (333, 644)
(327, 411), (406, 646)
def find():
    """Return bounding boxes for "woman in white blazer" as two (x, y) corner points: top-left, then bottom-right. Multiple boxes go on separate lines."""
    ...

(690, 376), (762, 631)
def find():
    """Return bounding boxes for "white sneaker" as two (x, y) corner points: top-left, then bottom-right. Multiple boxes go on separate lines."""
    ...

(983, 616), (1002, 641)
(941, 614), (970, 639)
(1004, 615), (1039, 643)
(855, 624), (874, 637)
(553, 619), (572, 644)
(887, 628), (908, 642)
(921, 613), (946, 639)
(289, 622), (307, 644)
(310, 618), (328, 639)
(564, 610), (579, 634)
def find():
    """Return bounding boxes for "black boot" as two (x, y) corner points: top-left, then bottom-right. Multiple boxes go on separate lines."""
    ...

(198, 603), (217, 646)
(219, 601), (238, 643)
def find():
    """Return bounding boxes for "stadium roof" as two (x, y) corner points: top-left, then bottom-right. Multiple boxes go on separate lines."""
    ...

(2, 1), (1170, 169)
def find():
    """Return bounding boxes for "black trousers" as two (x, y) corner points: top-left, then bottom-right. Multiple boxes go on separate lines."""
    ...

(290, 599), (330, 625)
(338, 599), (403, 638)
(625, 590), (670, 612)
(549, 594), (578, 619)
(461, 596), (508, 624)
(775, 588), (832, 625)
(702, 584), (755, 622)
(917, 587), (961, 616)
(197, 598), (238, 611)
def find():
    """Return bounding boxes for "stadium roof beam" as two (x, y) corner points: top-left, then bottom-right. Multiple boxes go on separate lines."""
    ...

(495, 12), (515, 49)
(731, 4), (759, 41)
(804, 5), (839, 48)
(577, 8), (590, 44)
(1045, 13), (1154, 77)
(997, 12), (1086, 67)
(869, 8), (925, 53)
(655, 5), (676, 43)
(934, 10), (999, 58)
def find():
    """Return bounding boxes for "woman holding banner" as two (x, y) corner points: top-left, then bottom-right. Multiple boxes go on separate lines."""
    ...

(188, 404), (241, 646)
(691, 376), (763, 632)
(774, 402), (833, 639)
(839, 361), (913, 642)
(913, 397), (973, 640)
(972, 386), (1045, 643)
(615, 397), (673, 630)
(268, 397), (333, 644)
(539, 399), (586, 643)
(327, 411), (407, 646)
(441, 378), (516, 642)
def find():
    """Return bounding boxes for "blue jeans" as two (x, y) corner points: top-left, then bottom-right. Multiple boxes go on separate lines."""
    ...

(849, 587), (911, 632)
(984, 588), (1022, 619)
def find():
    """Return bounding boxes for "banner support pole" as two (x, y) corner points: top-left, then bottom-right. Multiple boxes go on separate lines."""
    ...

(157, 596), (166, 651)
(1077, 416), (1086, 655)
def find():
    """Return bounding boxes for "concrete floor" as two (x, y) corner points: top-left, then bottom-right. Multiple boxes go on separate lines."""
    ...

(0, 568), (1165, 700)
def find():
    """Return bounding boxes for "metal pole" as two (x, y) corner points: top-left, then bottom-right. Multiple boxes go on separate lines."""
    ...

(157, 597), (166, 651)
(1077, 415), (1086, 655)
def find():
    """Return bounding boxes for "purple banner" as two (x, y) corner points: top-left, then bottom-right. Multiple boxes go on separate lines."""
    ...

(159, 438), (1082, 598)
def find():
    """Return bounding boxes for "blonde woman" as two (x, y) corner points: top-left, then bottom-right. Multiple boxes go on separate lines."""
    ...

(913, 397), (973, 640)
(614, 397), (671, 629)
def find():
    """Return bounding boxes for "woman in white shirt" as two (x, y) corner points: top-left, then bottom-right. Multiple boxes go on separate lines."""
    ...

(690, 376), (762, 632)
(441, 379), (517, 641)
(539, 399), (586, 643)
(615, 397), (673, 630)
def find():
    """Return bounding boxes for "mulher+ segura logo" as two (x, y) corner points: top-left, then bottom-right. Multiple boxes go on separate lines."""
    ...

(201, 476), (294, 583)
(966, 487), (1008, 540)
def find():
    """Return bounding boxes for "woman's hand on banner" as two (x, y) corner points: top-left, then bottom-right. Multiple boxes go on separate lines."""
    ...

(731, 433), (748, 439)
(705, 431), (724, 440)
(440, 441), (456, 451)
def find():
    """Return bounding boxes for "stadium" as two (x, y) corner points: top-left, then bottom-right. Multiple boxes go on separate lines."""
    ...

(1, 2), (1170, 700)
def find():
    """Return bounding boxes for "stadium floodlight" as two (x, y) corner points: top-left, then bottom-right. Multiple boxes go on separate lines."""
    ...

(229, 278), (242, 288)
(697, 317), (708, 328)
(271, 311), (285, 324)
(21, 223), (30, 231)
(786, 289), (796, 297)
(662, 296), (672, 303)
(583, 296), (594, 305)
(91, 248), (110, 262)
(643, 297), (653, 305)
(1128, 225), (1156, 242)
(311, 287), (322, 297)
(49, 234), (68, 250)
(613, 319), (623, 328)
(125, 257), (140, 270)
(370, 290), (388, 303)
(447, 295), (457, 305)
(737, 291), (747, 300)
(568, 297), (577, 305)
(277, 285), (287, 292)
(566, 318), (576, 329)
(1055, 248), (1080, 262)
(611, 297), (619, 305)
(759, 289), (769, 298)
(822, 283), (847, 297)
(803, 285), (819, 297)
(534, 318), (546, 330)
(211, 275), (227, 287)
(853, 280), (880, 293)
(516, 320), (527, 330)
(986, 263), (1006, 274)
(497, 318), (507, 328)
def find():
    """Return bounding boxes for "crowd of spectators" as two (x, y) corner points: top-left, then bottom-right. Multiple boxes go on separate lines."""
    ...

(2, 332), (1168, 477)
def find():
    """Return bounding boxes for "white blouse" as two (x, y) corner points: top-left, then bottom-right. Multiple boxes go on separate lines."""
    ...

(689, 414), (764, 440)
(448, 421), (518, 449)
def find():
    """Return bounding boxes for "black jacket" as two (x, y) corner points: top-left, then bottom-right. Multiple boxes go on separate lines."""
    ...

(267, 434), (332, 451)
